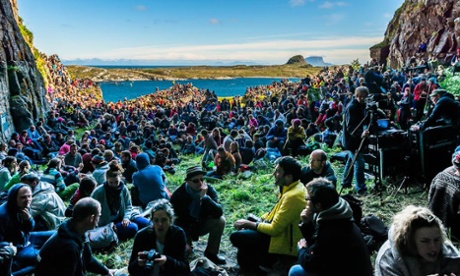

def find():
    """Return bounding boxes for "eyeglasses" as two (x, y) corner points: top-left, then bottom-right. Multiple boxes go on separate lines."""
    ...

(309, 159), (323, 163)
(191, 178), (204, 184)
(305, 197), (311, 201)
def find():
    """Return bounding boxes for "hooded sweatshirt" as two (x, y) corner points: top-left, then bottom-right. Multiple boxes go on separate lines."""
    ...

(0, 184), (35, 247)
(31, 181), (66, 230)
(35, 219), (109, 276)
(298, 197), (373, 276)
(132, 153), (169, 208)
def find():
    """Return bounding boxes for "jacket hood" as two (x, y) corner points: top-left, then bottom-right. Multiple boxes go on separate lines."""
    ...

(33, 181), (56, 196)
(316, 197), (353, 222)
(6, 183), (30, 213)
(136, 153), (150, 170)
(58, 219), (83, 245)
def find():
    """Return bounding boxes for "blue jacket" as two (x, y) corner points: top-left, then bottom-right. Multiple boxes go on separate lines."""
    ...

(132, 153), (169, 208)
(0, 184), (35, 247)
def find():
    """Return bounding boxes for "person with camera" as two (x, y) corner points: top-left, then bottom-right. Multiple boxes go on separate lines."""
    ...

(288, 178), (372, 276)
(375, 206), (460, 276)
(170, 166), (226, 265)
(128, 199), (190, 276)
(231, 156), (306, 274)
(341, 86), (370, 195)
(35, 198), (114, 276)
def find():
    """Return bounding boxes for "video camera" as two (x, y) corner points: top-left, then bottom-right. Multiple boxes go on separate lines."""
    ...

(141, 249), (161, 270)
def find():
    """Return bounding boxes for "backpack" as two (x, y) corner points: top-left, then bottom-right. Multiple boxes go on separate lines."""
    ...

(85, 222), (119, 252)
(360, 214), (389, 253)
(341, 194), (363, 225)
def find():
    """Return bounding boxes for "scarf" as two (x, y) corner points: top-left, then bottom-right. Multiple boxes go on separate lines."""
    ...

(104, 182), (123, 216)
(185, 183), (202, 219)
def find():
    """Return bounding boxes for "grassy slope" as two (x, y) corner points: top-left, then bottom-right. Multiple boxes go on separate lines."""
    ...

(89, 152), (429, 275)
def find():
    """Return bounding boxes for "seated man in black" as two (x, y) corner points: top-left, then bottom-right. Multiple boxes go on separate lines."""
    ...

(170, 166), (226, 265)
(300, 149), (337, 187)
(289, 178), (373, 276)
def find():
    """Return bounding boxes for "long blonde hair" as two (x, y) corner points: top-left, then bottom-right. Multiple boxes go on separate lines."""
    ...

(391, 205), (446, 256)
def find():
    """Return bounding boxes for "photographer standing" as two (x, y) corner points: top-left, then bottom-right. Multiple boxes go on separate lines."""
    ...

(341, 86), (370, 195)
(128, 199), (190, 276)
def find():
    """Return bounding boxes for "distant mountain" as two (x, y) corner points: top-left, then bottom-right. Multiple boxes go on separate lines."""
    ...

(62, 58), (260, 66)
(305, 56), (333, 67)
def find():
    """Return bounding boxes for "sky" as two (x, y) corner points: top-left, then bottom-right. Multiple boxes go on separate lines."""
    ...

(17, 0), (404, 65)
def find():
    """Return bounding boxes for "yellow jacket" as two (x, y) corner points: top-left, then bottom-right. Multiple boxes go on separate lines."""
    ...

(257, 180), (306, 256)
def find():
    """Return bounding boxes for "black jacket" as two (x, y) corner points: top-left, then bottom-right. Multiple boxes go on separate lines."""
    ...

(300, 162), (337, 187)
(422, 92), (460, 130)
(128, 225), (190, 275)
(342, 98), (368, 152)
(170, 183), (223, 241)
(35, 219), (109, 276)
(298, 198), (373, 276)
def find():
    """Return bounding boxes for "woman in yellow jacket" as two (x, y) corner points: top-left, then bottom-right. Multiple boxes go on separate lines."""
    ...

(231, 156), (307, 274)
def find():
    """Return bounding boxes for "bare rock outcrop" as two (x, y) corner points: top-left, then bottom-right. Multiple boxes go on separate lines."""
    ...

(0, 0), (49, 141)
(371, 0), (460, 68)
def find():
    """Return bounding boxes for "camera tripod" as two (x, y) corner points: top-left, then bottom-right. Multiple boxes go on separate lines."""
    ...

(388, 155), (426, 197)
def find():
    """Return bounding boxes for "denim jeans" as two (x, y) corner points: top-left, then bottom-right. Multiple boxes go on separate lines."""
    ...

(289, 264), (318, 276)
(342, 151), (367, 193)
(14, 230), (55, 270)
(115, 217), (151, 240)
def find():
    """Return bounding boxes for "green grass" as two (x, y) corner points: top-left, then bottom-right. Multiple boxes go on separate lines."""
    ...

(84, 147), (430, 275)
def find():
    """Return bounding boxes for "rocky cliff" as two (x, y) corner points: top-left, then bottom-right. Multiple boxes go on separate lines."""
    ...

(0, 0), (49, 141)
(371, 0), (460, 68)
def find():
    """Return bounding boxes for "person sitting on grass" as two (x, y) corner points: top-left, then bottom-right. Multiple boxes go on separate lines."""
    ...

(375, 205), (460, 276)
(91, 161), (150, 241)
(288, 178), (372, 276)
(170, 166), (226, 265)
(35, 198), (114, 276)
(231, 156), (306, 274)
(300, 149), (337, 187)
(40, 158), (79, 201)
(206, 146), (235, 180)
(20, 173), (66, 231)
(128, 199), (190, 275)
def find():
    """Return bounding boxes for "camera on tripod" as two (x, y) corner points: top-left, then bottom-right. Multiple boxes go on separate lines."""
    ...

(140, 249), (161, 269)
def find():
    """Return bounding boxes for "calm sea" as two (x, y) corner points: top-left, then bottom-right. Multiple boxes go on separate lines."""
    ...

(100, 78), (300, 102)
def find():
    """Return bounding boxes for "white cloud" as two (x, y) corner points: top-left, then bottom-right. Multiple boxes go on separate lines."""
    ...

(209, 18), (220, 25)
(319, 1), (334, 9)
(319, 1), (348, 9)
(384, 12), (391, 18)
(290, 0), (315, 7)
(135, 5), (146, 11)
(324, 13), (345, 25)
(79, 36), (382, 64)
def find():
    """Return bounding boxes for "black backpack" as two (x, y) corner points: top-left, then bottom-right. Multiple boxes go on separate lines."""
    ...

(341, 194), (363, 225)
(360, 214), (389, 253)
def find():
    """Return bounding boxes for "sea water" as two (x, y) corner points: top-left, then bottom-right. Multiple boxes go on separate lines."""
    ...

(100, 77), (300, 102)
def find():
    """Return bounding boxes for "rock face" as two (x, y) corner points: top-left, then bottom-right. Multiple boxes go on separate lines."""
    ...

(371, 0), (460, 68)
(286, 55), (307, 65)
(0, 0), (48, 141)
(305, 56), (333, 67)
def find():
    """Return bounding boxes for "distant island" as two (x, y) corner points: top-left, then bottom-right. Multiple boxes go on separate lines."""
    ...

(305, 56), (334, 67)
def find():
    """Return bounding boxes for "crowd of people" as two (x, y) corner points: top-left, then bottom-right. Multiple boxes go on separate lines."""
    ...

(0, 52), (459, 275)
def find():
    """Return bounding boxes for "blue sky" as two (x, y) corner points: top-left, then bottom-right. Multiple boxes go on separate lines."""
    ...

(17, 0), (404, 65)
